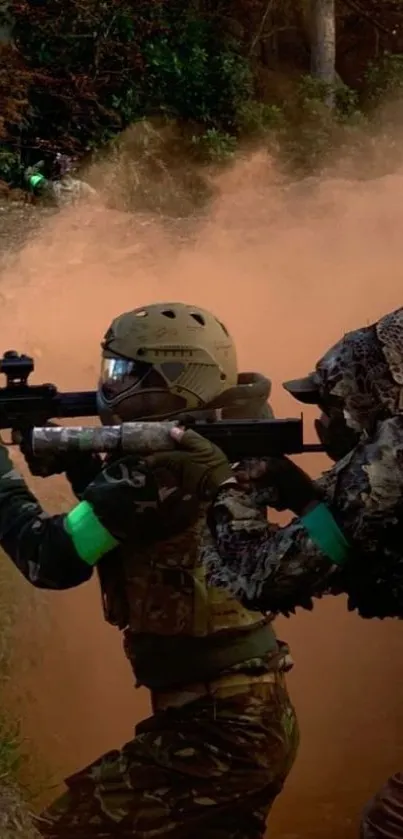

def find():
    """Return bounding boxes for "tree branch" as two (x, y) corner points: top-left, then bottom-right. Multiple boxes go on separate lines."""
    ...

(340, 0), (396, 38)
(248, 0), (276, 56)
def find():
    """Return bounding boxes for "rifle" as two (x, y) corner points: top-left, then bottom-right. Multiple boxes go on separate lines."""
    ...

(0, 350), (97, 430)
(31, 419), (323, 460)
(0, 350), (324, 459)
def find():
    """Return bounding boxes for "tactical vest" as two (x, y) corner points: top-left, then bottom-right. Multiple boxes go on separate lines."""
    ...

(98, 373), (279, 690)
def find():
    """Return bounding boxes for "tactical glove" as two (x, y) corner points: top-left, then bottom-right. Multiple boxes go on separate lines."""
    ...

(16, 424), (102, 496)
(17, 423), (81, 476)
(83, 453), (199, 543)
(145, 428), (234, 501)
(234, 455), (321, 516)
(314, 410), (360, 463)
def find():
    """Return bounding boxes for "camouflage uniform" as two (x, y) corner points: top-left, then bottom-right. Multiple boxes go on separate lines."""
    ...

(360, 773), (403, 839)
(24, 160), (96, 207)
(201, 306), (403, 839)
(0, 302), (299, 838)
(203, 413), (403, 618)
(0, 468), (298, 839)
(37, 668), (295, 839)
(24, 163), (56, 204)
(35, 371), (298, 839)
(52, 176), (97, 207)
(201, 306), (403, 619)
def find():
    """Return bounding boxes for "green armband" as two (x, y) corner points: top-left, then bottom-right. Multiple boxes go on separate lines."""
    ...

(301, 502), (350, 566)
(65, 501), (119, 566)
(29, 173), (46, 188)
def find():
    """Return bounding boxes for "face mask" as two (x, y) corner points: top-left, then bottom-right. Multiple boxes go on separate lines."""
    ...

(314, 409), (360, 462)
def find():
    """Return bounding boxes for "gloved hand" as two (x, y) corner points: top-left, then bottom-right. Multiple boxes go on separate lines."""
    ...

(234, 455), (321, 516)
(15, 423), (71, 477)
(314, 410), (360, 462)
(144, 427), (234, 501)
(83, 452), (200, 543)
(15, 424), (102, 497)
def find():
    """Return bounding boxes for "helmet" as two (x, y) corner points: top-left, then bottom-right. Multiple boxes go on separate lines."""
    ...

(98, 302), (238, 422)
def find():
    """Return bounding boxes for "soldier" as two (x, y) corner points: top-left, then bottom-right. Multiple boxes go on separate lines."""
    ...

(284, 306), (403, 839)
(23, 161), (56, 204)
(145, 306), (403, 619)
(146, 305), (403, 839)
(24, 155), (96, 207)
(0, 302), (299, 838)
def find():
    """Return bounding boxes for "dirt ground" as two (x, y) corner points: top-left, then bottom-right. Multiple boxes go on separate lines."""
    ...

(1, 156), (403, 838)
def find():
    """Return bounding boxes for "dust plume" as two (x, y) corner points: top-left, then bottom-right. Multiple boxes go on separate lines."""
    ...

(2, 149), (403, 838)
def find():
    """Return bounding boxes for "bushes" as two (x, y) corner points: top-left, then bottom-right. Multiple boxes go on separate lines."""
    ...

(6, 1), (253, 165)
(143, 25), (252, 127)
(2, 2), (403, 184)
(364, 52), (403, 106)
(276, 75), (365, 173)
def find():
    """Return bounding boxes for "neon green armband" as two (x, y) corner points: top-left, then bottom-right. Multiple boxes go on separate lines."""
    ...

(29, 173), (46, 188)
(65, 501), (119, 566)
(301, 503), (350, 566)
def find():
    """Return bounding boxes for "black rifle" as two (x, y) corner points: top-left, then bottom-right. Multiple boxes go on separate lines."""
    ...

(0, 350), (97, 430)
(0, 350), (323, 458)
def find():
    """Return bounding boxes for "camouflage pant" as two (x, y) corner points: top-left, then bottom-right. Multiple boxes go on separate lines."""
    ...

(360, 773), (403, 839)
(36, 671), (298, 839)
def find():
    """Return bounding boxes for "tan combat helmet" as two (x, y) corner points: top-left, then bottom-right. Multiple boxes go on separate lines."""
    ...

(99, 302), (238, 421)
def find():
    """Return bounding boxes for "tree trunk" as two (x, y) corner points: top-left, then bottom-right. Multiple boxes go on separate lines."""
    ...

(310, 0), (336, 106)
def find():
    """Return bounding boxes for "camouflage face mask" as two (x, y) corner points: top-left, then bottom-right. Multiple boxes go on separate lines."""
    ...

(285, 308), (403, 436)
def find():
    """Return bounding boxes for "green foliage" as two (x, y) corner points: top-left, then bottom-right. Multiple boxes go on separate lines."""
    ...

(364, 52), (403, 105)
(191, 128), (237, 162)
(144, 26), (252, 128)
(94, 119), (215, 214)
(0, 560), (44, 837)
(7, 0), (253, 164)
(234, 101), (284, 136)
(0, 0), (403, 187)
(0, 148), (22, 183)
(278, 74), (365, 173)
(0, 715), (23, 778)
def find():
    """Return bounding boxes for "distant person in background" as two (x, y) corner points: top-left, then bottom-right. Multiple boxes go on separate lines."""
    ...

(51, 152), (97, 206)
(24, 153), (97, 207)
(52, 152), (74, 179)
(24, 160), (55, 203)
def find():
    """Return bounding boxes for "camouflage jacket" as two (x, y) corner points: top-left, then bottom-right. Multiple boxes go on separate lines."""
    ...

(0, 372), (273, 595)
(202, 416), (403, 620)
(0, 446), (96, 590)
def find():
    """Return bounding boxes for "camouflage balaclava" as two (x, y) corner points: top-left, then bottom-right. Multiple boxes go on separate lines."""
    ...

(283, 307), (403, 448)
